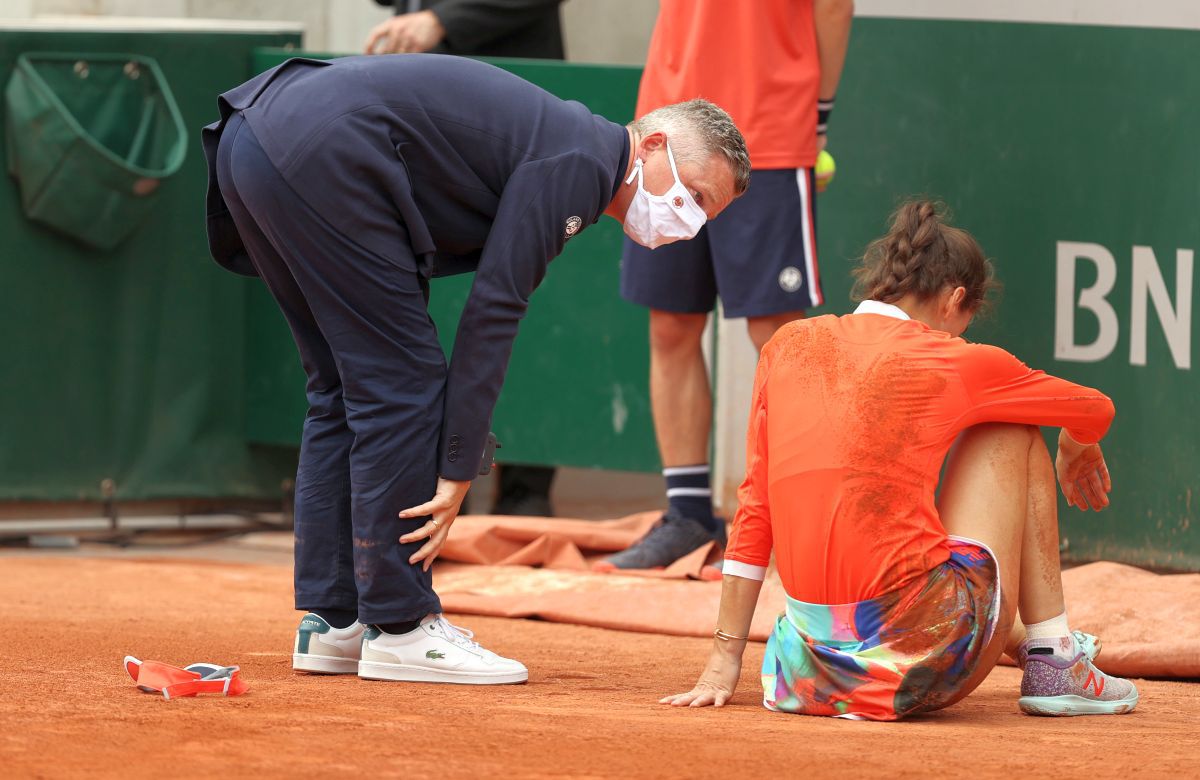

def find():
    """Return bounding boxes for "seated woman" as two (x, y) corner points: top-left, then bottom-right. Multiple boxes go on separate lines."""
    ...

(662, 201), (1137, 720)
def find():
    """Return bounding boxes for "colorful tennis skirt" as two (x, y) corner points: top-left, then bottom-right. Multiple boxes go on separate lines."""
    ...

(762, 536), (1001, 721)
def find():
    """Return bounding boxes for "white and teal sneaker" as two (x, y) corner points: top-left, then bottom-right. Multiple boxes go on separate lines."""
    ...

(358, 615), (528, 685)
(292, 613), (364, 674)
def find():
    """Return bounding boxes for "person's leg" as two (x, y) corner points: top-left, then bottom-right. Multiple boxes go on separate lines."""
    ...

(602, 235), (723, 570)
(649, 310), (712, 470)
(935, 424), (1135, 714)
(594, 310), (719, 571)
(217, 114), (357, 624)
(747, 311), (806, 354)
(933, 423), (1047, 704)
(222, 116), (442, 627)
(281, 229), (444, 628)
(620, 233), (717, 494)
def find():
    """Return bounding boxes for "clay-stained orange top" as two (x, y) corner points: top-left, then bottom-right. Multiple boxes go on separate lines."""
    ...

(725, 305), (1115, 603)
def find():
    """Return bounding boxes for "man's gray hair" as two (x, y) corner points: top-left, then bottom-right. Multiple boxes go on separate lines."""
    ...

(629, 99), (751, 195)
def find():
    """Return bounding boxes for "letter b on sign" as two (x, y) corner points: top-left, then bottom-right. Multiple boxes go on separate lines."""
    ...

(1055, 242), (1118, 363)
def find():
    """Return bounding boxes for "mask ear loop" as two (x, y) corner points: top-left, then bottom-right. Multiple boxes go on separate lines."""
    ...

(664, 141), (683, 182)
(624, 156), (643, 186)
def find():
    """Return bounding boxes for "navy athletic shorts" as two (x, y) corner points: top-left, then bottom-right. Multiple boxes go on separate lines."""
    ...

(620, 167), (821, 318)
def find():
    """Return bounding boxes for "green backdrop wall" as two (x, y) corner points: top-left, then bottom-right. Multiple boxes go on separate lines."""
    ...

(0, 27), (301, 501)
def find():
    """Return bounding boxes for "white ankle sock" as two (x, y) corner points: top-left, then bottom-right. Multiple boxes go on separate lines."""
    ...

(1025, 612), (1074, 653)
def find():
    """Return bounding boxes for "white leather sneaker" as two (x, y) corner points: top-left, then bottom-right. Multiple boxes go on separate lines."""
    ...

(358, 615), (528, 685)
(292, 613), (364, 674)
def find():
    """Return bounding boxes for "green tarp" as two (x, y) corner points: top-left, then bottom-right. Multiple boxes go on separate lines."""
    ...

(0, 27), (301, 503)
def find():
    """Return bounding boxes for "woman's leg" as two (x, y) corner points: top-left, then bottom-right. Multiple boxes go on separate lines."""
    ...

(934, 423), (1065, 703)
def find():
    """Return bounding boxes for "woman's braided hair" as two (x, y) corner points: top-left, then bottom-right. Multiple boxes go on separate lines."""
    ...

(852, 200), (998, 313)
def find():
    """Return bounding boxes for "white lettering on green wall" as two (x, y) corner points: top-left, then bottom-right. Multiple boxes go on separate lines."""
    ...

(1130, 247), (1193, 369)
(1055, 242), (1118, 363)
(1055, 241), (1193, 369)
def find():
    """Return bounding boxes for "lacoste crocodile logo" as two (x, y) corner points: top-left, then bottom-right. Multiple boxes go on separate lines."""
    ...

(426, 650), (445, 660)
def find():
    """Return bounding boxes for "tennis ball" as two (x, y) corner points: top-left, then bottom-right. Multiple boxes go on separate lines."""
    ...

(815, 149), (836, 193)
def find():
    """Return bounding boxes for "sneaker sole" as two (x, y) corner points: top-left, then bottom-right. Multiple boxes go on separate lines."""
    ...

(1019, 692), (1139, 716)
(357, 660), (528, 685)
(293, 653), (359, 674)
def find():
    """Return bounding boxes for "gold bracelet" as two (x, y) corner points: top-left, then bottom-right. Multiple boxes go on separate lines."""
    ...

(714, 628), (748, 641)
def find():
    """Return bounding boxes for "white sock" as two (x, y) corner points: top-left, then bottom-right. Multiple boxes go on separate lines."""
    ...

(1025, 612), (1075, 653)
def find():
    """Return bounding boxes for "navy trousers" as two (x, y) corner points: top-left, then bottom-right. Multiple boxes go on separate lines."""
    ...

(216, 112), (443, 623)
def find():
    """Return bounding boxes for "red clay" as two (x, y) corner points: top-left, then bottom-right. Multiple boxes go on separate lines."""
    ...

(2, 556), (1197, 778)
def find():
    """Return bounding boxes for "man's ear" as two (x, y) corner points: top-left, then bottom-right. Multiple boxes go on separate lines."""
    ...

(640, 131), (667, 154)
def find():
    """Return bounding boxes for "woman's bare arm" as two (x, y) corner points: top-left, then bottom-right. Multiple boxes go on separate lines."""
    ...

(659, 574), (764, 707)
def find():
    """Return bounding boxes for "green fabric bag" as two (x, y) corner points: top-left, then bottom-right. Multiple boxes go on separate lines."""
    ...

(5, 53), (187, 251)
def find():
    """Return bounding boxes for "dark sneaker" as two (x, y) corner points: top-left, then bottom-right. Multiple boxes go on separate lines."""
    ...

(1017, 636), (1138, 716)
(491, 465), (555, 516)
(593, 510), (720, 572)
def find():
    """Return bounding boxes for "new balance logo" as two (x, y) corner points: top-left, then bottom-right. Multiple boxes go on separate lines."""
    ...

(1084, 670), (1105, 697)
(426, 650), (445, 660)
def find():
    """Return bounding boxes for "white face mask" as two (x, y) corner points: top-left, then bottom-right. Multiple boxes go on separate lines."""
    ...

(622, 142), (708, 249)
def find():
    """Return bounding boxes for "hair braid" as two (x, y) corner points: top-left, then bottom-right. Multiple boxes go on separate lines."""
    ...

(852, 199), (998, 313)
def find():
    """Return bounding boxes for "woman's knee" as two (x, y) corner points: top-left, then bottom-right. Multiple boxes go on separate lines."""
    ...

(943, 424), (1042, 502)
(960, 422), (1039, 449)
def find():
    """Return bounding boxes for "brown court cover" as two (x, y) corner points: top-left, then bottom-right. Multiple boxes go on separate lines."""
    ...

(439, 512), (721, 577)
(436, 513), (1200, 679)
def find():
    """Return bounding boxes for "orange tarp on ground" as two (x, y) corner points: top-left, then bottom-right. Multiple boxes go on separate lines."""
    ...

(440, 512), (721, 578)
(435, 514), (1200, 679)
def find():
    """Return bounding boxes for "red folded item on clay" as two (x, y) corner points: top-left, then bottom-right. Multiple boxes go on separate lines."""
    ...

(124, 656), (248, 699)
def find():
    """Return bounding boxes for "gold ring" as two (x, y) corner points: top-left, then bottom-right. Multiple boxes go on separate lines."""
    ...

(431, 518), (441, 530)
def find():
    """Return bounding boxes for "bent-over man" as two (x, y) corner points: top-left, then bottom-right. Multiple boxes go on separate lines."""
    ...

(202, 54), (749, 684)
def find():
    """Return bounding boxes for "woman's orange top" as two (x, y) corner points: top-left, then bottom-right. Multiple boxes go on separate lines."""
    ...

(723, 301), (1115, 603)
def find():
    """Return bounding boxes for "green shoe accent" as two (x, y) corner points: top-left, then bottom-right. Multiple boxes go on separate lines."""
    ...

(426, 650), (445, 660)
(297, 614), (331, 654)
(363, 625), (383, 641)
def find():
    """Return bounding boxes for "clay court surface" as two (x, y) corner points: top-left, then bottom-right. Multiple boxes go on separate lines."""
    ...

(2, 548), (1198, 779)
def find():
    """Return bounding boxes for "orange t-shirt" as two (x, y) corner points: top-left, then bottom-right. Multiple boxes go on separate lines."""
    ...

(724, 302), (1116, 604)
(635, 0), (820, 169)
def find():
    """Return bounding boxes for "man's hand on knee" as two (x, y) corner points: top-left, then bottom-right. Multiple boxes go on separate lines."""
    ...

(398, 477), (471, 571)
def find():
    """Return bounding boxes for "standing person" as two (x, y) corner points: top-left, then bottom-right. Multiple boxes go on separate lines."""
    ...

(203, 54), (749, 684)
(599, 0), (855, 571)
(662, 201), (1138, 719)
(366, 0), (564, 59)
(366, 0), (567, 517)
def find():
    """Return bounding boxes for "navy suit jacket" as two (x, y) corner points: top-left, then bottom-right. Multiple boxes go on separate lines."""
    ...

(203, 55), (629, 481)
